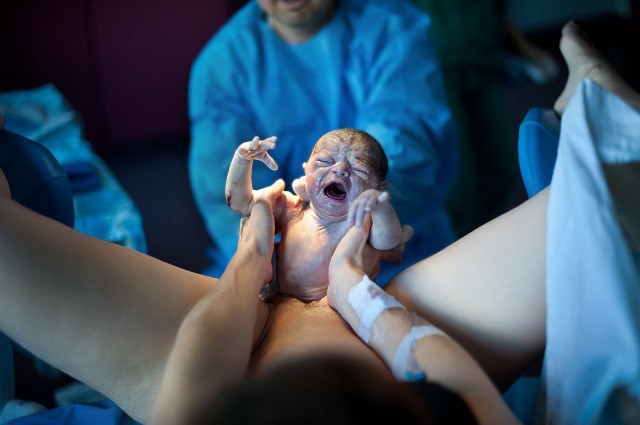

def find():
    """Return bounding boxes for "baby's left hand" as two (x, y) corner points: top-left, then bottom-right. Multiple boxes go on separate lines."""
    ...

(348, 189), (390, 228)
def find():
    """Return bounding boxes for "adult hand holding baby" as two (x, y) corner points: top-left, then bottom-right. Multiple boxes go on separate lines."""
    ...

(327, 213), (373, 317)
(328, 210), (413, 290)
(238, 178), (285, 281)
(347, 188), (412, 265)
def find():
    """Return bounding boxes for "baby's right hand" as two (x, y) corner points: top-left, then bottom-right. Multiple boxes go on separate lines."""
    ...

(237, 136), (278, 170)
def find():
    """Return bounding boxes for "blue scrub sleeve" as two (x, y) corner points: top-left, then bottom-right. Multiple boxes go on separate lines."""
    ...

(355, 18), (456, 234)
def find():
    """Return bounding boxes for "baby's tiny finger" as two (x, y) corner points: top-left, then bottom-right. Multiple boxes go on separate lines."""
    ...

(348, 204), (356, 227)
(349, 200), (362, 227)
(377, 192), (390, 203)
(249, 136), (260, 150)
(355, 203), (366, 228)
(261, 140), (276, 150)
(362, 198), (371, 212)
(263, 153), (279, 171)
(400, 225), (414, 244)
(366, 195), (378, 211)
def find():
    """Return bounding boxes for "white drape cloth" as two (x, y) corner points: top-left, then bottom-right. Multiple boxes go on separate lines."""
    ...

(544, 78), (640, 424)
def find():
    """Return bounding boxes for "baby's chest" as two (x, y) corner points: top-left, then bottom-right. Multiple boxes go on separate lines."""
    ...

(277, 215), (346, 275)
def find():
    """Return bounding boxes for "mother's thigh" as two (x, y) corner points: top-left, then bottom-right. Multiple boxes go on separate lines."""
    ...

(0, 199), (213, 422)
(387, 189), (548, 390)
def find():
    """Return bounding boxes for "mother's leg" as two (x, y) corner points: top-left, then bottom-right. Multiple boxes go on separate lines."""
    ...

(387, 188), (548, 391)
(0, 197), (211, 420)
(554, 21), (640, 114)
(0, 194), (269, 422)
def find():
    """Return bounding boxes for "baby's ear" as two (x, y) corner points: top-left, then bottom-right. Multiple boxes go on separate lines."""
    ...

(378, 180), (389, 190)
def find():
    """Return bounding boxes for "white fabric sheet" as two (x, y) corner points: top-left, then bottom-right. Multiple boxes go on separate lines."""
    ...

(544, 79), (640, 424)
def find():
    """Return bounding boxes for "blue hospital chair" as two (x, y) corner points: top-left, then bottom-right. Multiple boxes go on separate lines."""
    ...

(0, 129), (74, 421)
(518, 107), (561, 198)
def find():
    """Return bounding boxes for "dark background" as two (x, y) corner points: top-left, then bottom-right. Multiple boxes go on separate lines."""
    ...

(1, 1), (637, 155)
(1, 0), (246, 151)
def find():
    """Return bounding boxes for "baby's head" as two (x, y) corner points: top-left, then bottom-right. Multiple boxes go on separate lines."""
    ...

(302, 128), (388, 222)
(309, 129), (388, 182)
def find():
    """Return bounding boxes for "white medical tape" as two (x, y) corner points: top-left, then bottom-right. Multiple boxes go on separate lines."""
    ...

(391, 325), (448, 382)
(347, 275), (403, 343)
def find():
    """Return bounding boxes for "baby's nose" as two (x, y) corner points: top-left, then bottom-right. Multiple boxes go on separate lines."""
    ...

(333, 162), (350, 177)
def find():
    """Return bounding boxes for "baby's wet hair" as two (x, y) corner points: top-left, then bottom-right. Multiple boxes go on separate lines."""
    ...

(312, 128), (389, 181)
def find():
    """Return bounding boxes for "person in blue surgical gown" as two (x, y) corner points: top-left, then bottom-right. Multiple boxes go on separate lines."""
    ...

(188, 0), (456, 283)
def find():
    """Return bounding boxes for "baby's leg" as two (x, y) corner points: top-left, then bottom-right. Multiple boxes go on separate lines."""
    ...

(0, 199), (269, 422)
(554, 20), (640, 114)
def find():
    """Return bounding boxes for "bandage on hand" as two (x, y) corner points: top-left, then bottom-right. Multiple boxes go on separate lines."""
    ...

(347, 275), (449, 382)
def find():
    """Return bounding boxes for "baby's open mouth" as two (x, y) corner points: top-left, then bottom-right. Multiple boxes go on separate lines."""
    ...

(324, 183), (347, 200)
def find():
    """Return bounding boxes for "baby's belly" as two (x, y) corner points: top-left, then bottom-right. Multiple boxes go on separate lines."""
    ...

(250, 296), (392, 381)
(276, 237), (337, 300)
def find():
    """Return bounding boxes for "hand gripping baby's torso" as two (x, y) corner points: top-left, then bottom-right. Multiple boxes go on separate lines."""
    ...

(274, 198), (350, 301)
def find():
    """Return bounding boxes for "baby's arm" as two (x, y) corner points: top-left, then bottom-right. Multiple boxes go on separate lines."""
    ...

(348, 190), (401, 250)
(225, 136), (277, 216)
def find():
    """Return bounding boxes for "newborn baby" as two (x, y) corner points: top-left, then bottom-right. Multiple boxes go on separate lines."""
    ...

(225, 128), (402, 300)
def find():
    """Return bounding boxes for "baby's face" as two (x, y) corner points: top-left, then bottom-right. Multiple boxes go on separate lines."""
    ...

(303, 134), (381, 222)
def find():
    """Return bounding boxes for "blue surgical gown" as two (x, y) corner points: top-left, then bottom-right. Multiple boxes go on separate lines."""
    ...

(189, 0), (456, 282)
